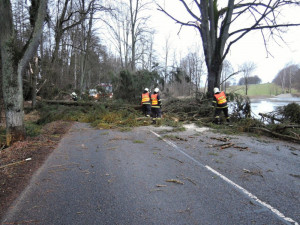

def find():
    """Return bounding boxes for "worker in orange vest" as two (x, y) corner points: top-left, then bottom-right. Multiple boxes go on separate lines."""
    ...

(212, 87), (230, 124)
(151, 88), (162, 124)
(141, 88), (151, 117)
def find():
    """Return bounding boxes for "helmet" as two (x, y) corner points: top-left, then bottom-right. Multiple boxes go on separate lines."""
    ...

(213, 87), (220, 94)
(144, 88), (149, 92)
(154, 88), (159, 93)
(72, 92), (77, 96)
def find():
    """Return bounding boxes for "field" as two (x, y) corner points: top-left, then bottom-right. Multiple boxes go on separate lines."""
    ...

(227, 83), (299, 97)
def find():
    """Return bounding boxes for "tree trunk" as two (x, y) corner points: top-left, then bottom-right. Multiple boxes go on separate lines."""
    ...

(0, 0), (48, 146)
(1, 0), (25, 145)
(207, 56), (222, 98)
(32, 57), (39, 108)
(79, 6), (94, 94)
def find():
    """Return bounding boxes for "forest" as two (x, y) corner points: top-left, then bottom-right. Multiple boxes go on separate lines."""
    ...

(1, 0), (300, 146)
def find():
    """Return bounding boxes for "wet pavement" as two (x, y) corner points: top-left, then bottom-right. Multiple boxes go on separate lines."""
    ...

(1, 123), (299, 225)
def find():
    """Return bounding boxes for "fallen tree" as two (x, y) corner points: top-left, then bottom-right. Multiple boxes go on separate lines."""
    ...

(250, 127), (300, 144)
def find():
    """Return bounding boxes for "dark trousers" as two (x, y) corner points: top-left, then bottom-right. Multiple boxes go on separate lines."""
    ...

(214, 107), (230, 123)
(142, 104), (151, 117)
(151, 107), (162, 118)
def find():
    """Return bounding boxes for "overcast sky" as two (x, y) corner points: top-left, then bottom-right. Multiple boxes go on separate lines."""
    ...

(150, 0), (300, 84)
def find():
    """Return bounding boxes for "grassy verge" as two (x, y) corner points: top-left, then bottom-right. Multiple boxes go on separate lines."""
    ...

(227, 83), (299, 97)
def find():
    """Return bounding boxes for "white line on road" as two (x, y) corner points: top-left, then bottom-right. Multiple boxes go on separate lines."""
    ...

(150, 130), (299, 225)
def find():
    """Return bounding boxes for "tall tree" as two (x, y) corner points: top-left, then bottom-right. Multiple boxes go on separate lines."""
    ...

(0, 0), (48, 145)
(157, 0), (300, 97)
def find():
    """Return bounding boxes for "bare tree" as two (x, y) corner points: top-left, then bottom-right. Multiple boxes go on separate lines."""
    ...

(156, 0), (300, 97)
(0, 0), (48, 145)
(103, 0), (152, 72)
(163, 34), (171, 85)
(239, 61), (256, 95)
(273, 64), (299, 93)
(220, 60), (235, 93)
(180, 48), (205, 96)
(129, 0), (152, 72)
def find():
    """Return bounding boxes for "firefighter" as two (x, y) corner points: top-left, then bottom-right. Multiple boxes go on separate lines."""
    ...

(141, 88), (151, 117)
(151, 88), (162, 124)
(212, 87), (230, 124)
(71, 92), (78, 101)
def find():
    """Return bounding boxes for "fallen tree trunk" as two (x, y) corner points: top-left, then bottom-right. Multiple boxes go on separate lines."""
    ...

(250, 127), (300, 144)
(41, 100), (95, 106)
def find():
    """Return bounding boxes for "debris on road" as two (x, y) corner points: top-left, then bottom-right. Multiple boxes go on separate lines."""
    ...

(210, 139), (249, 151)
(243, 169), (263, 177)
(210, 137), (231, 142)
(233, 145), (249, 151)
(289, 174), (300, 179)
(184, 177), (197, 185)
(168, 156), (184, 164)
(156, 184), (167, 187)
(166, 179), (184, 185)
(163, 135), (187, 141)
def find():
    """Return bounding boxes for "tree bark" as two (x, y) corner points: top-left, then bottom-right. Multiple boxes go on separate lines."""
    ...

(32, 56), (39, 108)
(0, 0), (48, 146)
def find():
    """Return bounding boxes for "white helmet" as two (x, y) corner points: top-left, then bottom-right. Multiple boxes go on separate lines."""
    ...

(213, 87), (220, 94)
(154, 88), (159, 93)
(144, 88), (149, 92)
(72, 92), (77, 96)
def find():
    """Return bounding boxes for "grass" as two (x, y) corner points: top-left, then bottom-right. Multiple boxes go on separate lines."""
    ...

(227, 83), (299, 97)
(25, 121), (43, 137)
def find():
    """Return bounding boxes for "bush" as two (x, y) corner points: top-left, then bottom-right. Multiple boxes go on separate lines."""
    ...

(277, 103), (300, 124)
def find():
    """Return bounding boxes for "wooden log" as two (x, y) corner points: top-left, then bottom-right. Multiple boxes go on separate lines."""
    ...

(41, 100), (95, 106)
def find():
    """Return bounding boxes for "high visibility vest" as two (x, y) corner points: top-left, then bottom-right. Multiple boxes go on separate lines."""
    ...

(214, 91), (227, 105)
(151, 94), (158, 105)
(141, 92), (150, 104)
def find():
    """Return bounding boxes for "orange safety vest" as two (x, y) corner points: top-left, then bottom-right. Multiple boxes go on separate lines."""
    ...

(151, 94), (158, 106)
(141, 92), (150, 104)
(214, 91), (227, 105)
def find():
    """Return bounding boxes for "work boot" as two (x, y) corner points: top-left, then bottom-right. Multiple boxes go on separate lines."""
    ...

(214, 117), (220, 125)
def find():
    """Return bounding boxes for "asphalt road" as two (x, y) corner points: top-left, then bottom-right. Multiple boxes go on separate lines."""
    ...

(1, 123), (299, 225)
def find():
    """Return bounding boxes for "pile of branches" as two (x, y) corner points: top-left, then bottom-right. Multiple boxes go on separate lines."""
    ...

(163, 93), (251, 122)
(163, 97), (213, 122)
(254, 102), (300, 143)
(227, 93), (251, 120)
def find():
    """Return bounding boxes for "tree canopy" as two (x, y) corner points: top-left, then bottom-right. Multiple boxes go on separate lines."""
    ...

(157, 0), (300, 96)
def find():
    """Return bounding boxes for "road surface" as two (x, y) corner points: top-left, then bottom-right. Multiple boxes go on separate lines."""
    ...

(1, 122), (299, 225)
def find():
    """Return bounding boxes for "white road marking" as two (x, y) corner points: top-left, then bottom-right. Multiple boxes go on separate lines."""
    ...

(150, 130), (299, 225)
